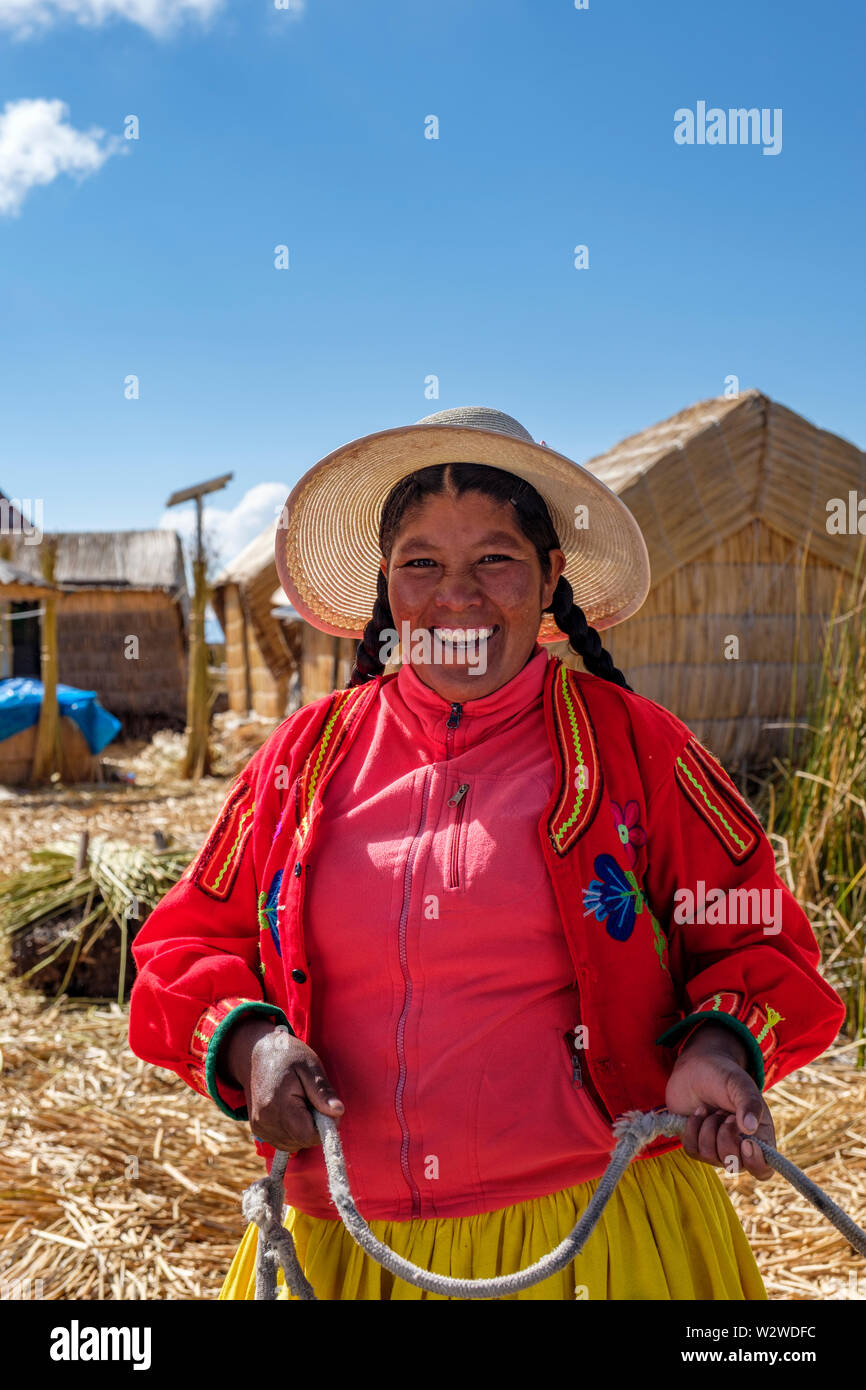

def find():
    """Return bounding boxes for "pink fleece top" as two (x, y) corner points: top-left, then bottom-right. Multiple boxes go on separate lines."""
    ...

(281, 645), (616, 1221)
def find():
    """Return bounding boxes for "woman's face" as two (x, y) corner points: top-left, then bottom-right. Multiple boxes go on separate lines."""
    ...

(381, 488), (566, 702)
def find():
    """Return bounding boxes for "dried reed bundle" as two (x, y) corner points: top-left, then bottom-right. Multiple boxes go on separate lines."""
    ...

(0, 840), (190, 1002)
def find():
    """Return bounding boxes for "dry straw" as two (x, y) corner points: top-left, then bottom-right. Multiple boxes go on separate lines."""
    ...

(1, 973), (865, 1300)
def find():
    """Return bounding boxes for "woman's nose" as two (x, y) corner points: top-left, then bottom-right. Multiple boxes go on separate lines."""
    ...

(432, 569), (483, 611)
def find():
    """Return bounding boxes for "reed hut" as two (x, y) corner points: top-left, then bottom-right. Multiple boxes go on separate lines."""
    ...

(212, 527), (356, 719)
(0, 530), (189, 731)
(560, 389), (866, 767)
(0, 562), (91, 783)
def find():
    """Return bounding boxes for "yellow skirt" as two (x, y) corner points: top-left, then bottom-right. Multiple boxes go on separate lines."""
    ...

(219, 1147), (767, 1301)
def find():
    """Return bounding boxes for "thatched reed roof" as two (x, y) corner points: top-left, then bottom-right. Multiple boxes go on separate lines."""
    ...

(213, 528), (276, 590)
(570, 389), (866, 765)
(585, 389), (866, 584)
(4, 530), (188, 597)
(0, 561), (56, 600)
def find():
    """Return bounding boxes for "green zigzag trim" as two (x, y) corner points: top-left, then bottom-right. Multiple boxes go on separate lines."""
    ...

(211, 805), (255, 889)
(553, 665), (586, 846)
(301, 698), (345, 830)
(676, 756), (747, 852)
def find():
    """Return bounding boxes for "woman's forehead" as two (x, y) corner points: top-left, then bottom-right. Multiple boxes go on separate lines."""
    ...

(393, 522), (529, 552)
(393, 490), (524, 537)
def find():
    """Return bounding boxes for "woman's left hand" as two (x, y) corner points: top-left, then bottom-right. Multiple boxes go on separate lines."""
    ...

(664, 1023), (776, 1181)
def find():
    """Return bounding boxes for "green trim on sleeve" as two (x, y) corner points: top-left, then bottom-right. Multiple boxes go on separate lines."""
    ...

(655, 1013), (765, 1090)
(205, 1001), (293, 1120)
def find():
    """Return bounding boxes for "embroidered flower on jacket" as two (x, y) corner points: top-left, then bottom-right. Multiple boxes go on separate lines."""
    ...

(257, 870), (284, 957)
(582, 853), (669, 970)
(582, 854), (642, 940)
(610, 799), (647, 867)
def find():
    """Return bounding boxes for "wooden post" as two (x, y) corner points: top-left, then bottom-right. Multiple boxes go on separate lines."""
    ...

(32, 540), (61, 783)
(182, 543), (212, 779)
(165, 472), (232, 781)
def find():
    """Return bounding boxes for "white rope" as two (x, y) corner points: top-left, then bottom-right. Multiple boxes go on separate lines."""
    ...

(240, 1108), (866, 1300)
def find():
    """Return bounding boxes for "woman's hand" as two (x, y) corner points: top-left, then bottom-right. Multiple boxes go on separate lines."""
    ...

(664, 1023), (775, 1181)
(219, 1019), (344, 1152)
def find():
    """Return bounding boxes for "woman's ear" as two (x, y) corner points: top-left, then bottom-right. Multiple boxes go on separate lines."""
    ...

(542, 549), (567, 608)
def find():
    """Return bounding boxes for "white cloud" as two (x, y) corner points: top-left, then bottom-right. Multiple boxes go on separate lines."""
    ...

(0, 98), (125, 217)
(160, 481), (289, 574)
(0, 0), (224, 38)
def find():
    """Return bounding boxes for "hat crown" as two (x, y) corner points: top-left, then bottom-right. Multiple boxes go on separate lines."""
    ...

(413, 405), (535, 445)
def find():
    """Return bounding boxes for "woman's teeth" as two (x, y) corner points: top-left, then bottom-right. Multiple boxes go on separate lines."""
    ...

(433, 627), (496, 645)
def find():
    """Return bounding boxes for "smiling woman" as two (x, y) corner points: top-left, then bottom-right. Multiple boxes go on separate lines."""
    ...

(128, 405), (845, 1302)
(365, 472), (570, 702)
(354, 457), (630, 703)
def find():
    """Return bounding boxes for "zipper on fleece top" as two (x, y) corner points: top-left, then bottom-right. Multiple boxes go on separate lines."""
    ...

(447, 782), (470, 889)
(393, 701), (463, 1215)
(393, 764), (431, 1217)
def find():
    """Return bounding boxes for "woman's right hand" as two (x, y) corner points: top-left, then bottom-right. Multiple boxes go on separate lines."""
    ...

(220, 1018), (344, 1152)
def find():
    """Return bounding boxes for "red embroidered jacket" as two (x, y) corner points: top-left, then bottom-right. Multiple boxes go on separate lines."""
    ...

(128, 657), (845, 1170)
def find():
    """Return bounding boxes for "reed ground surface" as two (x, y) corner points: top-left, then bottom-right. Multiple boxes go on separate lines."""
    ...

(0, 720), (863, 1301)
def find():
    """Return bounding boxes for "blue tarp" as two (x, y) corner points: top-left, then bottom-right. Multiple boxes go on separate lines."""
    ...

(0, 678), (122, 754)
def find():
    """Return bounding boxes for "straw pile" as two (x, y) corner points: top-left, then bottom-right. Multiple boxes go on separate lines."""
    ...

(729, 1049), (866, 1300)
(1, 970), (865, 1300)
(1, 837), (192, 1000)
(0, 978), (261, 1300)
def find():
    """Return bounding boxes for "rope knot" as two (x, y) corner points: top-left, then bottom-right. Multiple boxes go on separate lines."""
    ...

(241, 1181), (271, 1227)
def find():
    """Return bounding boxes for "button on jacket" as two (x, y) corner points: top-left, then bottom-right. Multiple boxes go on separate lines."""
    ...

(129, 649), (845, 1217)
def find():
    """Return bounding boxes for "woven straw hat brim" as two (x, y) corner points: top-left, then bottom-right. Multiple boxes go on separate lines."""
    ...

(275, 423), (651, 642)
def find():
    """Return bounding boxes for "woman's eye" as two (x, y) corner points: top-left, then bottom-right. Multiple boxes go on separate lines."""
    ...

(403, 558), (437, 568)
(479, 554), (512, 564)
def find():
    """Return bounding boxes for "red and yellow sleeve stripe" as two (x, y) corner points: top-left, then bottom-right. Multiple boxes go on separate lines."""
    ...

(187, 995), (292, 1119)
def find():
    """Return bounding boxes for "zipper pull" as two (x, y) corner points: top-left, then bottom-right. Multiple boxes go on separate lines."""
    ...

(564, 1028), (583, 1087)
(448, 782), (469, 807)
(446, 703), (462, 729)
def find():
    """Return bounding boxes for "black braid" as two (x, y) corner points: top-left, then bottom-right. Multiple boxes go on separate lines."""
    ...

(548, 576), (632, 691)
(349, 569), (395, 686)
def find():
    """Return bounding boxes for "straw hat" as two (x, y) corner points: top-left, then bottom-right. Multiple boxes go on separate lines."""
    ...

(274, 406), (651, 642)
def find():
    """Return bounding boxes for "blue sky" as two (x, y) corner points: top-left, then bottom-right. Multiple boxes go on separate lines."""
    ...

(1, 0), (864, 574)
